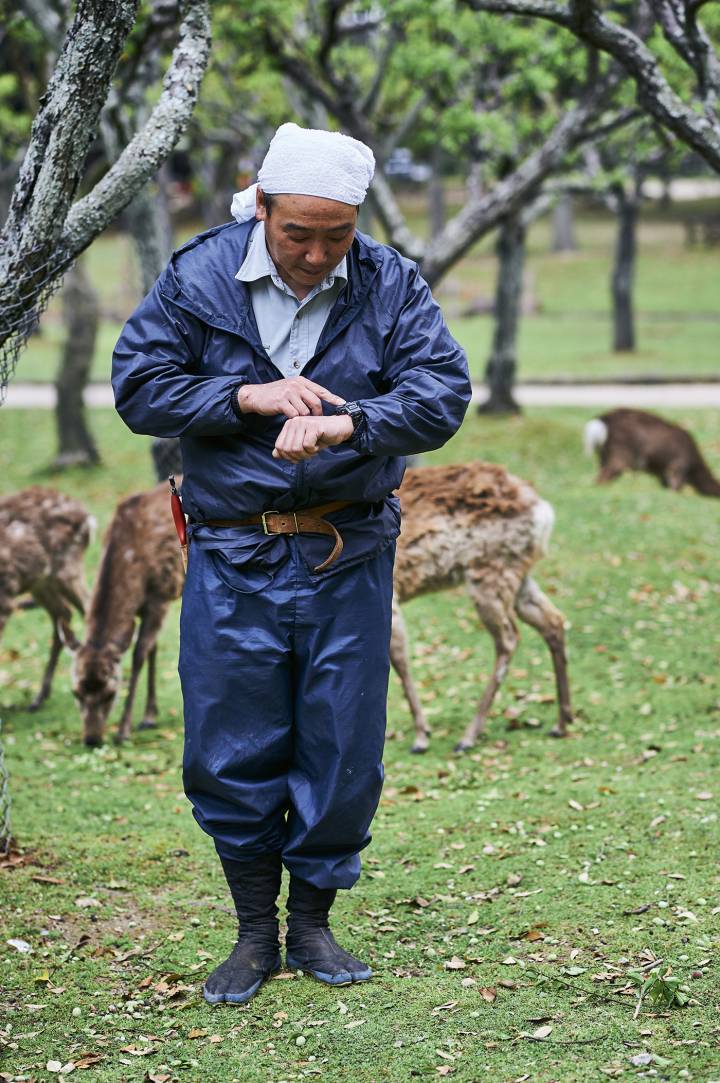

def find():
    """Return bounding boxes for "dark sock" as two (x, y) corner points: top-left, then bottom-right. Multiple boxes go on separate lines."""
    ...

(285, 876), (371, 985)
(204, 852), (282, 1005)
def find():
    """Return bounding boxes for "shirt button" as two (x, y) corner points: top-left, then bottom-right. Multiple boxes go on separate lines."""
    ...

(292, 360), (300, 369)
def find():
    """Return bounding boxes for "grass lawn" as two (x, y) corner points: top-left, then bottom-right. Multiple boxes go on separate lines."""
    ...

(1, 407), (719, 1082)
(14, 208), (720, 386)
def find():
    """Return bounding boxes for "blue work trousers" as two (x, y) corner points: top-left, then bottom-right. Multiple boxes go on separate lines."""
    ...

(179, 539), (395, 889)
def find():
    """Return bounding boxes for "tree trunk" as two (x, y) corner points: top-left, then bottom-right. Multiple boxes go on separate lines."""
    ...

(53, 259), (100, 468)
(611, 192), (637, 352)
(125, 180), (174, 295)
(124, 178), (179, 478)
(551, 194), (577, 251)
(0, 0), (211, 358)
(428, 144), (445, 240)
(478, 211), (525, 414)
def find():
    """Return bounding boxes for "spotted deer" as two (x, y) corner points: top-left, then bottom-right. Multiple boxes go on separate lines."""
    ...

(73, 463), (572, 751)
(0, 487), (93, 709)
(72, 481), (184, 746)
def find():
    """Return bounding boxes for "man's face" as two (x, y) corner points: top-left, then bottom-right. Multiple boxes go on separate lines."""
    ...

(256, 190), (357, 295)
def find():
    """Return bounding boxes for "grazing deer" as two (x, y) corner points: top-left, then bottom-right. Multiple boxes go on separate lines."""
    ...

(72, 481), (185, 746)
(392, 462), (572, 752)
(0, 487), (93, 709)
(74, 464), (572, 752)
(584, 408), (720, 496)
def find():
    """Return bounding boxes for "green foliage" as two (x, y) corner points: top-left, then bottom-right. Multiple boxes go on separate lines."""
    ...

(627, 967), (692, 1011)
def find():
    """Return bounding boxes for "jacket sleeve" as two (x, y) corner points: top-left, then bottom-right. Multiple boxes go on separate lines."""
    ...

(112, 269), (247, 438)
(352, 268), (471, 457)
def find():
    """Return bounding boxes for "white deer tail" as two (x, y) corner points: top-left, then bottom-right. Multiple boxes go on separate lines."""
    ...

(583, 418), (608, 457)
(532, 499), (555, 556)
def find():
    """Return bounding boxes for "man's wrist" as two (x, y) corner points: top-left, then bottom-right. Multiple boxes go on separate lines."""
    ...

(334, 414), (354, 441)
(229, 381), (251, 421)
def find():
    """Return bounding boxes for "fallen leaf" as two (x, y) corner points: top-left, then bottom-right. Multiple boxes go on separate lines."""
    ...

(187, 1028), (207, 1039)
(480, 987), (497, 1002)
(74, 896), (100, 908)
(532, 1025), (553, 1040)
(695, 792), (713, 801)
(444, 957), (466, 970)
(75, 1054), (104, 1069)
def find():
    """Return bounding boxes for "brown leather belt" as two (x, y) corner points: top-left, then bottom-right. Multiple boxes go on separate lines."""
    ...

(204, 500), (354, 573)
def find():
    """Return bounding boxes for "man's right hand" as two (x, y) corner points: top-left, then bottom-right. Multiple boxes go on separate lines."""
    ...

(237, 377), (345, 418)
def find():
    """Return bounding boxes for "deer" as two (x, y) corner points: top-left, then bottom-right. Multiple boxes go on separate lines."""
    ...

(584, 408), (720, 496)
(73, 463), (572, 754)
(0, 487), (93, 709)
(72, 481), (185, 746)
(391, 462), (572, 752)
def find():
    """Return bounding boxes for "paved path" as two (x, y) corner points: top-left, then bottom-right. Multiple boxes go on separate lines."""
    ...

(4, 381), (720, 409)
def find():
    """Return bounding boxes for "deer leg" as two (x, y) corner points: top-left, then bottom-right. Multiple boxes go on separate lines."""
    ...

(390, 599), (431, 754)
(26, 587), (75, 710)
(138, 645), (158, 730)
(514, 576), (573, 737)
(455, 584), (519, 753)
(595, 462), (624, 484)
(28, 622), (64, 711)
(116, 607), (166, 744)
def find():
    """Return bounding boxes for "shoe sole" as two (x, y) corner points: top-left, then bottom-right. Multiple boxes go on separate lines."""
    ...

(203, 964), (281, 1005)
(285, 955), (372, 985)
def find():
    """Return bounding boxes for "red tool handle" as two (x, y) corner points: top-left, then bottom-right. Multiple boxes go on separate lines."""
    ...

(169, 475), (187, 547)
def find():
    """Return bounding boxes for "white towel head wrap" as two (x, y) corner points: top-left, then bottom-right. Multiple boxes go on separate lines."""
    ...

(231, 122), (375, 224)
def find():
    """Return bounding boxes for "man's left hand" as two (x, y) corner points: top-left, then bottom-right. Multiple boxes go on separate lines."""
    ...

(272, 414), (354, 462)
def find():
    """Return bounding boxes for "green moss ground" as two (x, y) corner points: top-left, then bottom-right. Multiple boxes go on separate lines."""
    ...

(1, 407), (719, 1082)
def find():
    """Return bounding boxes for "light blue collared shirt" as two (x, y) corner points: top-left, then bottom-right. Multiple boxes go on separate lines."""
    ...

(235, 221), (348, 379)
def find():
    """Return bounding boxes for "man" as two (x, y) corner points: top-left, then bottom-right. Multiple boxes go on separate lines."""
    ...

(112, 123), (471, 1005)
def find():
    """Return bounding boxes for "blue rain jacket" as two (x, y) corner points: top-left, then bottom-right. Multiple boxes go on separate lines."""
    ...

(112, 221), (471, 572)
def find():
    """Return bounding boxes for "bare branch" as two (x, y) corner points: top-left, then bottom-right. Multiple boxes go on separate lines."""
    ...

(421, 84), (618, 285)
(361, 24), (402, 118)
(62, 0), (211, 254)
(366, 171), (426, 263)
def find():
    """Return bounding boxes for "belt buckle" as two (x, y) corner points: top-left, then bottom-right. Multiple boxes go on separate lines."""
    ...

(261, 510), (300, 534)
(261, 509), (279, 534)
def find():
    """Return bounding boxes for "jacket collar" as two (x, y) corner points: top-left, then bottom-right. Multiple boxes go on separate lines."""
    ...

(161, 220), (383, 355)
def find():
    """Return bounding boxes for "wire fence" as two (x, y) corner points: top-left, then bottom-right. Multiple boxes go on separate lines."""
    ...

(0, 243), (76, 850)
(0, 244), (76, 403)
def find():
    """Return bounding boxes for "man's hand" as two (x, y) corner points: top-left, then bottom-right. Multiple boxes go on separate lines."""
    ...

(237, 377), (345, 418)
(272, 414), (354, 462)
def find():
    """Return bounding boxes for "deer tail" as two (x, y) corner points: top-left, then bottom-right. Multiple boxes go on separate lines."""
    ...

(532, 499), (555, 556)
(583, 418), (607, 457)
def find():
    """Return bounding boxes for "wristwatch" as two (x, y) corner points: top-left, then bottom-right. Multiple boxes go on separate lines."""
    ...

(336, 401), (364, 430)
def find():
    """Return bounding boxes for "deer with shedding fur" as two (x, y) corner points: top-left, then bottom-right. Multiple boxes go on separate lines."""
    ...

(0, 487), (93, 709)
(74, 464), (572, 752)
(72, 481), (184, 746)
(584, 408), (720, 496)
(392, 462), (572, 752)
